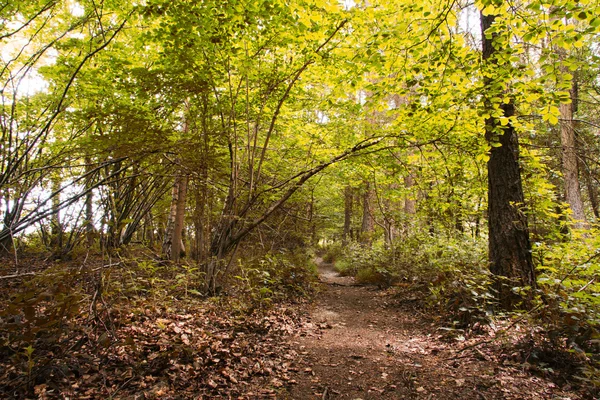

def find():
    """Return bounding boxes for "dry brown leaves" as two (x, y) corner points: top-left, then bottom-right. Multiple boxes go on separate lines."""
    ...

(1, 283), (315, 399)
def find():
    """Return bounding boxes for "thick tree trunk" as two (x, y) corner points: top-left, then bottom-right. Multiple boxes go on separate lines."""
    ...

(559, 85), (587, 228)
(482, 12), (536, 310)
(0, 193), (15, 254)
(343, 186), (353, 245)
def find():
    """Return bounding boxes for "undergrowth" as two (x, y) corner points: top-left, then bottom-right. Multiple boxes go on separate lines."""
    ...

(0, 247), (317, 398)
(231, 249), (318, 311)
(335, 233), (492, 328)
(332, 229), (600, 396)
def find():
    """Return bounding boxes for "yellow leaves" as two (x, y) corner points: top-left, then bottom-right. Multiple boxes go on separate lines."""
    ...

(480, 1), (508, 16)
(547, 114), (559, 125)
(321, 0), (341, 13)
(476, 152), (490, 163)
(448, 74), (463, 85)
(480, 4), (498, 16)
(310, 13), (324, 24)
(524, 93), (540, 104)
(541, 105), (560, 125)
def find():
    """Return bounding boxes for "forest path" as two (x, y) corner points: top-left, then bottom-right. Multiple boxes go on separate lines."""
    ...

(278, 258), (575, 399)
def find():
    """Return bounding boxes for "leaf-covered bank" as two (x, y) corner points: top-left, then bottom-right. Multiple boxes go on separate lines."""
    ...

(0, 250), (318, 398)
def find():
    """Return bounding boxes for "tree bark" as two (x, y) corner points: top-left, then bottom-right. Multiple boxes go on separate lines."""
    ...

(559, 82), (587, 228)
(50, 176), (63, 251)
(84, 157), (95, 248)
(162, 174), (188, 262)
(172, 175), (188, 261)
(193, 184), (207, 262)
(404, 174), (416, 215)
(360, 181), (374, 245)
(343, 186), (353, 245)
(481, 12), (536, 310)
(582, 159), (599, 219)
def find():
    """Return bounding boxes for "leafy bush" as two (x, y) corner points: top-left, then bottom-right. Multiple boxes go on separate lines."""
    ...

(533, 231), (600, 355)
(321, 243), (344, 264)
(336, 233), (492, 327)
(233, 250), (318, 309)
(334, 242), (398, 285)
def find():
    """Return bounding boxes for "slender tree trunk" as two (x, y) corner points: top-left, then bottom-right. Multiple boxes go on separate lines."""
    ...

(193, 184), (207, 262)
(162, 178), (179, 259)
(84, 157), (95, 248)
(383, 216), (393, 248)
(481, 12), (536, 310)
(308, 191), (317, 246)
(404, 174), (416, 215)
(173, 175), (188, 261)
(559, 81), (587, 228)
(145, 212), (155, 249)
(163, 174), (188, 262)
(343, 186), (353, 246)
(361, 181), (374, 245)
(582, 160), (599, 219)
(50, 176), (63, 251)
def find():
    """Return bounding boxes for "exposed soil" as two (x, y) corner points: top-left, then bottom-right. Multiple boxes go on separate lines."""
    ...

(279, 259), (584, 399)
(0, 256), (590, 399)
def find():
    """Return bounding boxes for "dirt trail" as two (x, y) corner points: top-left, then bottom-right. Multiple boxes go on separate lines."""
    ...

(279, 259), (580, 399)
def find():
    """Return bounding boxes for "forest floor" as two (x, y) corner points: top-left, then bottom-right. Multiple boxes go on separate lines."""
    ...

(279, 259), (587, 400)
(0, 255), (592, 399)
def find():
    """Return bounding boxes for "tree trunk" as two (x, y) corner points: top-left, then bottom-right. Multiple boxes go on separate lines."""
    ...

(343, 186), (353, 246)
(404, 174), (416, 215)
(172, 175), (188, 261)
(582, 160), (599, 219)
(162, 174), (188, 262)
(50, 176), (63, 251)
(0, 192), (16, 255)
(84, 157), (95, 248)
(481, 12), (536, 310)
(193, 184), (207, 262)
(384, 216), (393, 248)
(559, 82), (587, 228)
(144, 212), (155, 249)
(360, 181), (374, 245)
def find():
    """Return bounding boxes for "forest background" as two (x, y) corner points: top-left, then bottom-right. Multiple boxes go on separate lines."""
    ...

(2, 0), (600, 397)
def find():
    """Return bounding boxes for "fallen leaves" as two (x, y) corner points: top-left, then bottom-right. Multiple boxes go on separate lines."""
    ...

(0, 288), (312, 399)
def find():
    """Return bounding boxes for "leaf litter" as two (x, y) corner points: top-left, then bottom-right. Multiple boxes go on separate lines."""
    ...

(0, 256), (596, 399)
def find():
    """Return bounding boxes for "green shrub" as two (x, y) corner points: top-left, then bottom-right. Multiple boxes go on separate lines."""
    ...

(335, 242), (398, 286)
(534, 232), (600, 350)
(334, 233), (492, 326)
(321, 243), (343, 264)
(233, 250), (318, 309)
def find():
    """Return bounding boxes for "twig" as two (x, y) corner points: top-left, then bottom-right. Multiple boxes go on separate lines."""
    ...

(559, 250), (600, 285)
(578, 277), (596, 292)
(322, 386), (329, 400)
(0, 272), (35, 280)
(90, 262), (122, 272)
